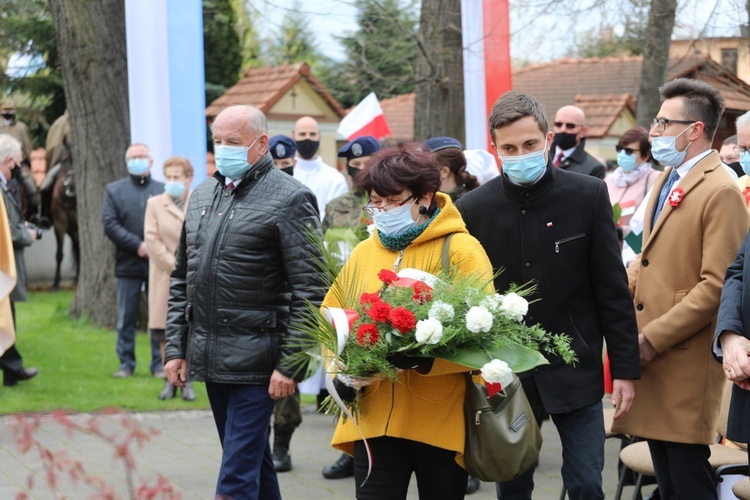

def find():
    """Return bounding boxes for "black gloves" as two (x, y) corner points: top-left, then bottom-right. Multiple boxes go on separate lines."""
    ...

(387, 353), (435, 371)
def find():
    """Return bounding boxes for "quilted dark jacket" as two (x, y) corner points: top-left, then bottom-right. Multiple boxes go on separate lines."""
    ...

(164, 153), (325, 384)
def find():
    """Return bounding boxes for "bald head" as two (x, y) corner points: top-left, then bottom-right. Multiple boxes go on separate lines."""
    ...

(553, 105), (588, 149)
(215, 105), (268, 137)
(293, 116), (320, 141)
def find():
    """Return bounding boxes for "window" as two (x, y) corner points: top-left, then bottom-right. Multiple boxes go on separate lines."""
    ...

(722, 48), (738, 74)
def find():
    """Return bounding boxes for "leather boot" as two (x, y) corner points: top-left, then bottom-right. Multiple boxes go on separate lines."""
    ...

(158, 380), (176, 400)
(466, 475), (481, 494)
(181, 381), (196, 401)
(272, 429), (293, 472)
(322, 453), (354, 479)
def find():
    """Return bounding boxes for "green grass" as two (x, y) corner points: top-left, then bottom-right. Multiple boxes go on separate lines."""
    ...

(2, 290), (210, 414)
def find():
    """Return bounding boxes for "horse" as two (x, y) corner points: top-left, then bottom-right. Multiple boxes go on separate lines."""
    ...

(49, 141), (79, 291)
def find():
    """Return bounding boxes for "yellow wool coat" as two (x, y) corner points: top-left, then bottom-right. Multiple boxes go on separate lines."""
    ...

(144, 191), (190, 330)
(612, 151), (749, 444)
(323, 193), (493, 466)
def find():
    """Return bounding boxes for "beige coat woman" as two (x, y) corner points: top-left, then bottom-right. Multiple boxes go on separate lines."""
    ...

(612, 151), (749, 444)
(145, 191), (190, 330)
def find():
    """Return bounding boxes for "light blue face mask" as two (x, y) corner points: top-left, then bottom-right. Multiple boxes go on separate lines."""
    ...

(617, 149), (638, 172)
(500, 148), (548, 185)
(651, 125), (692, 167)
(215, 137), (259, 179)
(372, 197), (417, 236)
(164, 181), (186, 199)
(127, 158), (150, 176)
(741, 151), (750, 176)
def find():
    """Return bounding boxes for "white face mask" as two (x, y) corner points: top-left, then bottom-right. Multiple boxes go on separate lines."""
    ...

(372, 198), (418, 236)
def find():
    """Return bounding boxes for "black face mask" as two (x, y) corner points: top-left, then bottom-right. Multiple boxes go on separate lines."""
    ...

(296, 139), (320, 160)
(553, 132), (579, 151)
(727, 161), (743, 176)
(347, 165), (363, 181)
(1, 113), (14, 121)
(10, 163), (21, 179)
(281, 166), (294, 176)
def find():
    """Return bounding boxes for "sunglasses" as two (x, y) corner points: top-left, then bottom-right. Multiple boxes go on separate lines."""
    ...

(615, 145), (637, 155)
(553, 122), (583, 130)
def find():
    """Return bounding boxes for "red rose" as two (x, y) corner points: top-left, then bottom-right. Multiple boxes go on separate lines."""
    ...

(359, 292), (381, 308)
(390, 306), (416, 334)
(367, 300), (393, 322)
(356, 323), (380, 346)
(412, 281), (433, 304)
(378, 269), (398, 285)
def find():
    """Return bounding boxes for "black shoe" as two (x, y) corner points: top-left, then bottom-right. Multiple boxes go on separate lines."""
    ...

(158, 380), (176, 400)
(181, 381), (196, 401)
(4, 367), (39, 387)
(322, 453), (354, 479)
(466, 475), (480, 494)
(273, 449), (292, 472)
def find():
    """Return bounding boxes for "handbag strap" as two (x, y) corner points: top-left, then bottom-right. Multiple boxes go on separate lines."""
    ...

(441, 232), (456, 273)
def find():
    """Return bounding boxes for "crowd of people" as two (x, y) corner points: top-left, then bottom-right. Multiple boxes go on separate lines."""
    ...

(3, 76), (750, 500)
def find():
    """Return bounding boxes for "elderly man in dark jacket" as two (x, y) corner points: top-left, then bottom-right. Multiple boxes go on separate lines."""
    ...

(164, 105), (325, 500)
(456, 91), (640, 500)
(102, 144), (164, 379)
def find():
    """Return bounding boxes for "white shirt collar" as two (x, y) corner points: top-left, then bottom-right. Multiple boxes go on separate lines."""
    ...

(555, 145), (577, 160)
(673, 149), (712, 180)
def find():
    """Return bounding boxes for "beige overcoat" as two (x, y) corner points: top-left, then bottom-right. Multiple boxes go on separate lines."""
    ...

(612, 151), (749, 444)
(145, 191), (190, 330)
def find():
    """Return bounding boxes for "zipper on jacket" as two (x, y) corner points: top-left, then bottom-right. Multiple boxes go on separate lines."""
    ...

(229, 209), (234, 220)
(392, 249), (405, 272)
(555, 233), (585, 253)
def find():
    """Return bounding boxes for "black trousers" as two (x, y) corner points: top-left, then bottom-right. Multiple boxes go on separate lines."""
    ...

(353, 436), (467, 500)
(0, 302), (24, 381)
(647, 439), (717, 500)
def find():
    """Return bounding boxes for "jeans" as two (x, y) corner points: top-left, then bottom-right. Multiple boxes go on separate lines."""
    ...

(496, 400), (605, 500)
(115, 277), (161, 374)
(206, 382), (280, 500)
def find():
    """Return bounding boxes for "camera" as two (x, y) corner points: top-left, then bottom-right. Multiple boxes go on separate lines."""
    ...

(27, 223), (42, 240)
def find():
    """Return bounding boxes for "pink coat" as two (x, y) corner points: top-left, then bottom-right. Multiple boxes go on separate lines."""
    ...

(605, 166), (659, 236)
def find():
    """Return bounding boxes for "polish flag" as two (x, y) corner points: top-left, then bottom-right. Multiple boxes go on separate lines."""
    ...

(337, 92), (392, 140)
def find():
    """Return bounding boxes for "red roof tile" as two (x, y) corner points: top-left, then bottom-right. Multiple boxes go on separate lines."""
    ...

(205, 62), (345, 119)
(380, 93), (415, 143)
(574, 93), (635, 138)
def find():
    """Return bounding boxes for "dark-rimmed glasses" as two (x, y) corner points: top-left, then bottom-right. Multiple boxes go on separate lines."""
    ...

(363, 195), (415, 216)
(733, 145), (750, 156)
(651, 117), (694, 132)
(553, 122), (583, 130)
(615, 145), (636, 155)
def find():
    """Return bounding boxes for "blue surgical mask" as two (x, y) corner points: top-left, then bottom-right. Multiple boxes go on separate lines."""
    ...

(617, 149), (638, 172)
(127, 158), (150, 176)
(500, 148), (548, 185)
(164, 181), (186, 199)
(372, 198), (417, 236)
(651, 125), (692, 167)
(215, 137), (259, 179)
(741, 151), (750, 176)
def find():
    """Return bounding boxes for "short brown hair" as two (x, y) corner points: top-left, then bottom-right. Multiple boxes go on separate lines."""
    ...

(434, 148), (478, 191)
(618, 127), (651, 161)
(659, 78), (725, 140)
(488, 91), (548, 143)
(163, 156), (194, 178)
(355, 143), (441, 208)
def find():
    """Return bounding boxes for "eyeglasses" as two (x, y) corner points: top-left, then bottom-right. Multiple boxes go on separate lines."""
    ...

(733, 145), (750, 156)
(363, 195), (415, 216)
(651, 117), (694, 132)
(615, 145), (637, 155)
(553, 122), (583, 130)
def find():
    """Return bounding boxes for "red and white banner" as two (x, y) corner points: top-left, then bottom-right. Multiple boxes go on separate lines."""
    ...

(337, 92), (392, 141)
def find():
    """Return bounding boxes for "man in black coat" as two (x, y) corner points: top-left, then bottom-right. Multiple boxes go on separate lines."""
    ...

(551, 105), (605, 179)
(455, 91), (640, 500)
(102, 144), (164, 379)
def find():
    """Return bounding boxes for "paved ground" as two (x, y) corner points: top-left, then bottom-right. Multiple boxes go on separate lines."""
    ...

(0, 402), (639, 499)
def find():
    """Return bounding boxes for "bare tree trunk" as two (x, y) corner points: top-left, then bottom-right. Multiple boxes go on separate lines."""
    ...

(48, 0), (129, 327)
(414, 0), (464, 143)
(635, 0), (677, 128)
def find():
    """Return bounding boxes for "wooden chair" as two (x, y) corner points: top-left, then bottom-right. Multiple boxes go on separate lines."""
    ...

(733, 476), (750, 500)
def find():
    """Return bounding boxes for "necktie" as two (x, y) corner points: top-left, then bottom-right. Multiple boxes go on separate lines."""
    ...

(553, 152), (564, 168)
(651, 168), (681, 228)
(227, 181), (235, 190)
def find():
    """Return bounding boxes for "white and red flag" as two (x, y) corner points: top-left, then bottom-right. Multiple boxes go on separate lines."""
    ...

(337, 92), (392, 141)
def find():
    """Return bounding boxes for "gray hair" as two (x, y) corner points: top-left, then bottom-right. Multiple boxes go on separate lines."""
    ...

(125, 143), (152, 161)
(737, 111), (750, 131)
(0, 134), (21, 163)
(212, 105), (268, 137)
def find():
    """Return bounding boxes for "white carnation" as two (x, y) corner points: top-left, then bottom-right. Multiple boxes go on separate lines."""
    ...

(415, 318), (444, 344)
(465, 306), (493, 333)
(479, 293), (504, 313)
(428, 301), (455, 322)
(481, 359), (514, 388)
(500, 293), (528, 322)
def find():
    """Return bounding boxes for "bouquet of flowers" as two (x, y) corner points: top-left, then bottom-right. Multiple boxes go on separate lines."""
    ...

(288, 267), (576, 417)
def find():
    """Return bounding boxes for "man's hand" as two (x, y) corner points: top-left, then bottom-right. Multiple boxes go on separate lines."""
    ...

(638, 333), (657, 367)
(269, 370), (296, 400)
(720, 332), (750, 387)
(137, 242), (149, 258)
(611, 379), (635, 420)
(165, 358), (188, 388)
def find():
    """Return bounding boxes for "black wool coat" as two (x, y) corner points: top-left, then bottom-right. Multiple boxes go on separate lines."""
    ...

(456, 165), (640, 413)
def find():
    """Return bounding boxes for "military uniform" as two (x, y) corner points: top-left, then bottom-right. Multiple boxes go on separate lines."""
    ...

(322, 190), (370, 233)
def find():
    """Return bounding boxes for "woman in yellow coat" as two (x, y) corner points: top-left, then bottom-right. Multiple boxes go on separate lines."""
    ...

(323, 144), (493, 499)
(144, 156), (193, 401)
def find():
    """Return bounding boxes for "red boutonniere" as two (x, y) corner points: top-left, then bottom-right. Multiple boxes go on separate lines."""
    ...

(668, 187), (683, 207)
